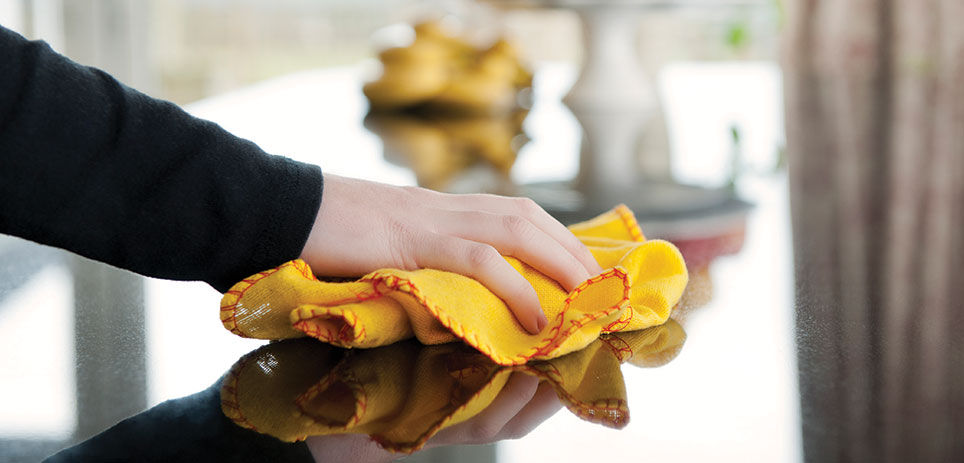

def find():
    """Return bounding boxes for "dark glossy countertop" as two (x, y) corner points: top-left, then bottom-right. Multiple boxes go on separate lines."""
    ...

(0, 62), (796, 462)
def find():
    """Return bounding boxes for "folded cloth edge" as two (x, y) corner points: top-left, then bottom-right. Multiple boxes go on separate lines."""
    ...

(219, 204), (686, 367)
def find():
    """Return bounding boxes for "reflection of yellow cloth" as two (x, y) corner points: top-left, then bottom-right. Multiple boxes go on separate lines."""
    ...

(219, 205), (688, 365)
(220, 322), (687, 452)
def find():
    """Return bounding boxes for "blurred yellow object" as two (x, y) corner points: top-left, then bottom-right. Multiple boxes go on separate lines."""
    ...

(429, 70), (516, 114)
(363, 21), (532, 114)
(362, 41), (450, 109)
(220, 321), (686, 451)
(437, 115), (520, 173)
(219, 205), (689, 366)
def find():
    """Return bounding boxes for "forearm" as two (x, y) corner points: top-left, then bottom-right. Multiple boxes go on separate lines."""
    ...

(0, 25), (322, 291)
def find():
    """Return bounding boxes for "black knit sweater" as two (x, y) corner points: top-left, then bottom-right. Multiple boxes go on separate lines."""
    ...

(0, 25), (323, 292)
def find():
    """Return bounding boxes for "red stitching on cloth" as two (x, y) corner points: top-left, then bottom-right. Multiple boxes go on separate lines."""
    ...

(338, 314), (354, 341)
(371, 366), (505, 453)
(448, 359), (492, 382)
(318, 289), (382, 307)
(358, 272), (517, 365)
(220, 263), (296, 337)
(295, 369), (368, 429)
(567, 398), (629, 428)
(229, 262), (633, 366)
(614, 204), (645, 242)
(599, 334), (633, 361)
(220, 353), (259, 432)
(603, 305), (634, 333)
(294, 320), (338, 344)
(348, 268), (632, 365)
(219, 269), (278, 311)
(291, 259), (317, 281)
(523, 268), (631, 361)
(530, 362), (563, 385)
(520, 365), (628, 429)
(291, 308), (368, 346)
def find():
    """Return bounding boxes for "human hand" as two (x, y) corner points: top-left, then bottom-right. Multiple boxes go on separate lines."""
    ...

(304, 372), (563, 463)
(299, 174), (603, 334)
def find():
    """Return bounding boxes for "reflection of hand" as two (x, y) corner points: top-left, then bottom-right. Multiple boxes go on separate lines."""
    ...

(304, 372), (562, 463)
(300, 174), (603, 334)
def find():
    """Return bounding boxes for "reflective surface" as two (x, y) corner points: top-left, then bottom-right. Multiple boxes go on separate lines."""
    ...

(0, 62), (796, 462)
(223, 324), (684, 451)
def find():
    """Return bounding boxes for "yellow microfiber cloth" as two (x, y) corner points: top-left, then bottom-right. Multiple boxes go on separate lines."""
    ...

(220, 320), (687, 452)
(219, 205), (688, 365)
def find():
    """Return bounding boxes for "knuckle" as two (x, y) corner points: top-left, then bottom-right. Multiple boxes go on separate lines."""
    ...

(466, 420), (502, 441)
(385, 218), (409, 237)
(386, 221), (419, 269)
(386, 220), (416, 249)
(465, 243), (500, 269)
(501, 214), (533, 238)
(514, 196), (540, 216)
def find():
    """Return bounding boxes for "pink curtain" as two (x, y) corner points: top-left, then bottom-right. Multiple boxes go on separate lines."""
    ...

(785, 0), (964, 461)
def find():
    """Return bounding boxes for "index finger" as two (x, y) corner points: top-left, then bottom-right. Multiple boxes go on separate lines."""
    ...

(414, 233), (548, 334)
(437, 210), (592, 291)
(415, 190), (604, 276)
(428, 372), (541, 446)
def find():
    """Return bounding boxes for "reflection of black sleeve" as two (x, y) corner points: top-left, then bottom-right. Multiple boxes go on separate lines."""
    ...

(44, 378), (313, 463)
(0, 25), (322, 292)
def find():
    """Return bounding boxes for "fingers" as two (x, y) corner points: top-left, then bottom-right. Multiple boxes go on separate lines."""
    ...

(414, 233), (548, 334)
(305, 434), (392, 463)
(495, 379), (562, 440)
(307, 375), (560, 459)
(505, 196), (603, 275)
(419, 191), (603, 276)
(302, 176), (601, 336)
(438, 210), (592, 291)
(428, 372), (541, 447)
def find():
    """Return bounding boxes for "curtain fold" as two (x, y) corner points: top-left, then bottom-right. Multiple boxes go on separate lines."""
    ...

(785, 0), (964, 461)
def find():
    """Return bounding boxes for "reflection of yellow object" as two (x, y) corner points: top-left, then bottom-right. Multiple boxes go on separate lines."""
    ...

(365, 115), (462, 191)
(430, 71), (516, 113)
(220, 322), (686, 452)
(363, 21), (531, 113)
(365, 111), (524, 191)
(437, 116), (519, 173)
(220, 206), (689, 366)
(621, 318), (686, 368)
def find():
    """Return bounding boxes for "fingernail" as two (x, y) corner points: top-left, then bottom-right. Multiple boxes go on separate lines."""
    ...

(536, 313), (548, 332)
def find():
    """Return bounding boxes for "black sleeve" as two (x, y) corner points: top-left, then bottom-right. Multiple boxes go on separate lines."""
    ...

(43, 377), (314, 463)
(0, 25), (323, 292)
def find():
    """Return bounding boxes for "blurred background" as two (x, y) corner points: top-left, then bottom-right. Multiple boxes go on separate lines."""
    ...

(0, 0), (777, 104)
(1, 1), (789, 462)
(9, 0), (961, 462)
